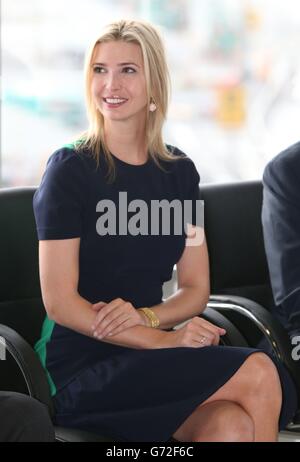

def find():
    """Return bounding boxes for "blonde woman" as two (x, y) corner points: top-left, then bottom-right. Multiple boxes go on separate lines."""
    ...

(33, 19), (297, 442)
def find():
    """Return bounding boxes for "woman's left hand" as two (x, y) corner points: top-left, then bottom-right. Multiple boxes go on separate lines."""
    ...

(91, 298), (146, 339)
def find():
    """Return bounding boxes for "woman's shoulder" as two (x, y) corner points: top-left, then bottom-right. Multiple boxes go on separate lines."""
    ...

(44, 142), (94, 177)
(166, 144), (187, 159)
(165, 144), (199, 177)
(46, 142), (87, 166)
(36, 143), (94, 193)
(165, 144), (195, 164)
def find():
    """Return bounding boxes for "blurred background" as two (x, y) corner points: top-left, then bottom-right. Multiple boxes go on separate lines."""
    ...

(2, 0), (300, 187)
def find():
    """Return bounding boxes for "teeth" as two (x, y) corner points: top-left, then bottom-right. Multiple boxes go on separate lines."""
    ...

(105, 98), (126, 104)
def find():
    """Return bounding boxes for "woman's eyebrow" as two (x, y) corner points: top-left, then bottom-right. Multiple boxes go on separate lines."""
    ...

(118, 62), (140, 67)
(92, 62), (140, 67)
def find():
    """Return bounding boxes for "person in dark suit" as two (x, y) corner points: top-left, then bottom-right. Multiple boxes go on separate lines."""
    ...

(262, 141), (300, 340)
(0, 391), (55, 442)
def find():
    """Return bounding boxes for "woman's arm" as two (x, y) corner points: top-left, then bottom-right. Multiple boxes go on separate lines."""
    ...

(39, 238), (169, 349)
(147, 227), (210, 330)
(39, 236), (222, 349)
(91, 226), (210, 337)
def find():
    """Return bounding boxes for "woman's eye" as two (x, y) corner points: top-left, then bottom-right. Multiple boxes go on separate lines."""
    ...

(93, 66), (106, 74)
(122, 67), (136, 74)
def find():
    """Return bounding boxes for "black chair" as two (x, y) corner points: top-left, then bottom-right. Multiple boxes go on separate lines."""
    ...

(0, 187), (114, 442)
(1, 185), (297, 439)
(0, 185), (259, 441)
(201, 180), (300, 430)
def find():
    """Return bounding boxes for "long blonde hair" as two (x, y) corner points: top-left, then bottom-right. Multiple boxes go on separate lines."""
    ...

(75, 19), (184, 182)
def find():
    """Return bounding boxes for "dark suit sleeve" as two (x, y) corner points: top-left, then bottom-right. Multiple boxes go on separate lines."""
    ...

(262, 148), (300, 334)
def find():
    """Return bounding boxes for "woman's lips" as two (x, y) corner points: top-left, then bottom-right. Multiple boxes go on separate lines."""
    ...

(103, 97), (128, 108)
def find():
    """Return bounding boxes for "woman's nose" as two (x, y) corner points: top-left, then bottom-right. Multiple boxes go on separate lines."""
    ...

(105, 72), (121, 91)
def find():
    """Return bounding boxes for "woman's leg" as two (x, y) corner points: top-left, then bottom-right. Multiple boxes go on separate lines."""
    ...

(173, 400), (254, 442)
(172, 352), (282, 442)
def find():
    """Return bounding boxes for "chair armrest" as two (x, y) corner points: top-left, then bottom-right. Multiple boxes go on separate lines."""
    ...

(201, 306), (249, 347)
(286, 410), (300, 432)
(0, 324), (54, 416)
(208, 295), (300, 390)
(54, 427), (116, 442)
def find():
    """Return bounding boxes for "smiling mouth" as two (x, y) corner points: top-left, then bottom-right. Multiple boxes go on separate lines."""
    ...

(103, 97), (128, 105)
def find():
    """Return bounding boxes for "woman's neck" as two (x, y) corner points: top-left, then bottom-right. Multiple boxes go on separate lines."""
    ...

(104, 120), (148, 164)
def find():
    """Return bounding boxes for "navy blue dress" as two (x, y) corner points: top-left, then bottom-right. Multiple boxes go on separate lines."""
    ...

(33, 144), (297, 442)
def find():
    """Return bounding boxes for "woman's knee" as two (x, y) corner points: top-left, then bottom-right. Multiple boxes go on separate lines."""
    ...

(243, 353), (282, 404)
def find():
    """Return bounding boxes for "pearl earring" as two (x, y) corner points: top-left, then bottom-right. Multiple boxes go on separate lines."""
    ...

(149, 101), (157, 112)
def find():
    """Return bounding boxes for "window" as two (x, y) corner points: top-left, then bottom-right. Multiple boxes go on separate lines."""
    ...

(2, 0), (300, 186)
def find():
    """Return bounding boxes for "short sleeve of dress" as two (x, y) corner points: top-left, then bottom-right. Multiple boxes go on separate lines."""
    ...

(185, 159), (204, 227)
(170, 146), (201, 228)
(186, 159), (201, 226)
(33, 148), (89, 240)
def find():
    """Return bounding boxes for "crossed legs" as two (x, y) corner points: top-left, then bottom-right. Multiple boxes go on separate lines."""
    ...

(172, 352), (282, 442)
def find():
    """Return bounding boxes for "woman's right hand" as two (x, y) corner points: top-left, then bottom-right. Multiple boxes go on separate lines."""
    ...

(161, 317), (226, 349)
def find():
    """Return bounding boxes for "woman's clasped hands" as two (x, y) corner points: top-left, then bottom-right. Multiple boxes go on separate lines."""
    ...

(91, 298), (147, 339)
(91, 298), (226, 348)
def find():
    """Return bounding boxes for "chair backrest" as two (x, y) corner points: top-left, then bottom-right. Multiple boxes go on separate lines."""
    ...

(0, 182), (270, 327)
(0, 187), (46, 392)
(0, 182), (274, 392)
(201, 180), (274, 309)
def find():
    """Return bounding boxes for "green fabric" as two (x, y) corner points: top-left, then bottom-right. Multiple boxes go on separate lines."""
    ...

(63, 138), (85, 150)
(34, 317), (57, 397)
(34, 138), (86, 397)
